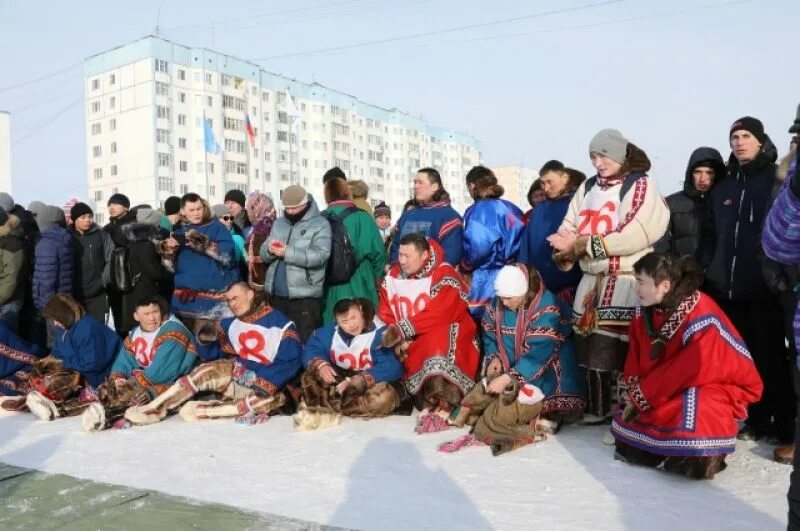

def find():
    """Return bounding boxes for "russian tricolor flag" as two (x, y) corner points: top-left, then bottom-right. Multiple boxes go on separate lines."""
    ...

(245, 114), (256, 148)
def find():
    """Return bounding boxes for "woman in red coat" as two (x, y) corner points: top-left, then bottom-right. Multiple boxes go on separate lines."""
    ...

(611, 253), (763, 479)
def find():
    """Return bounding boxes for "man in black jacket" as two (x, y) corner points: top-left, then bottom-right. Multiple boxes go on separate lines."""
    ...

(70, 203), (113, 324)
(698, 116), (794, 443)
(104, 193), (136, 337)
(657, 147), (725, 257)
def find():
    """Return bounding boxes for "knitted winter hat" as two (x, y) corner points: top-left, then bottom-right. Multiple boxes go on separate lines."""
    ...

(224, 189), (246, 208)
(136, 208), (163, 227)
(730, 116), (766, 144)
(494, 265), (528, 297)
(0, 193), (14, 212)
(164, 196), (181, 216)
(589, 129), (629, 165)
(27, 200), (47, 220)
(70, 202), (93, 221)
(281, 185), (309, 208)
(374, 201), (391, 219)
(212, 204), (232, 218)
(107, 193), (130, 209)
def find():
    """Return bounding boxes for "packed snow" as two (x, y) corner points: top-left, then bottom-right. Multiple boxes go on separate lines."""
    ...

(0, 412), (789, 530)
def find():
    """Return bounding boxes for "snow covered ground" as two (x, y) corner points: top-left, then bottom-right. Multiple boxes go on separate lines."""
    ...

(0, 412), (789, 530)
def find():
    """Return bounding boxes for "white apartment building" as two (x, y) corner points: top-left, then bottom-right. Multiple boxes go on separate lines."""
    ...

(84, 36), (481, 223)
(492, 165), (538, 210)
(0, 112), (11, 194)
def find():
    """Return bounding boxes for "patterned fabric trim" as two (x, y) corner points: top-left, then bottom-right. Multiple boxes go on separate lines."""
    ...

(173, 288), (227, 301)
(0, 343), (38, 365)
(611, 419), (735, 457)
(404, 323), (474, 395)
(609, 177), (648, 234)
(682, 387), (697, 432)
(438, 218), (462, 240)
(649, 291), (700, 347)
(627, 380), (651, 411)
(179, 375), (197, 394)
(681, 315), (752, 361)
(590, 235), (608, 260)
(0, 378), (22, 392)
(508, 368), (526, 384)
(218, 324), (237, 355)
(253, 376), (278, 396)
(282, 328), (300, 342)
(240, 304), (273, 324)
(542, 394), (586, 413)
(153, 329), (195, 352)
(397, 319), (415, 339)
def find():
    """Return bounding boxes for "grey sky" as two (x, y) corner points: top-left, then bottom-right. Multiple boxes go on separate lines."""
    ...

(1, 0), (797, 206)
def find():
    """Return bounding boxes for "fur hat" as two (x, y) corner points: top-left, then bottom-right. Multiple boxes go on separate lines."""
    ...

(730, 116), (766, 144)
(136, 208), (163, 227)
(494, 265), (529, 298)
(589, 129), (629, 164)
(164, 196), (181, 216)
(348, 180), (369, 199)
(324, 177), (353, 204)
(281, 185), (309, 208)
(42, 294), (85, 329)
(70, 202), (93, 221)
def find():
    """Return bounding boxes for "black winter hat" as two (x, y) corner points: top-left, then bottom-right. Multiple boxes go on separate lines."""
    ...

(730, 116), (766, 144)
(70, 202), (93, 221)
(164, 196), (181, 215)
(323, 166), (347, 184)
(107, 193), (130, 209)
(224, 189), (246, 208)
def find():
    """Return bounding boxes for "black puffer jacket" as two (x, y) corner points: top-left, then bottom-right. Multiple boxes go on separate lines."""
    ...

(657, 147), (726, 257)
(697, 137), (779, 300)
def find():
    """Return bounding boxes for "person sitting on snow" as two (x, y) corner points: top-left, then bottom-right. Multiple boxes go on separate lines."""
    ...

(611, 253), (763, 479)
(125, 282), (301, 426)
(377, 233), (480, 433)
(80, 295), (197, 432)
(295, 298), (405, 430)
(25, 294), (120, 421)
(0, 321), (47, 411)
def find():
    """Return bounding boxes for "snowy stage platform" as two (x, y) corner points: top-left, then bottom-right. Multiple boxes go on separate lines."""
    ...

(0, 413), (789, 530)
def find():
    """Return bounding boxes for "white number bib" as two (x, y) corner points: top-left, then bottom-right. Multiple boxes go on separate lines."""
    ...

(385, 276), (432, 320)
(576, 186), (621, 236)
(227, 320), (291, 365)
(329, 328), (377, 371)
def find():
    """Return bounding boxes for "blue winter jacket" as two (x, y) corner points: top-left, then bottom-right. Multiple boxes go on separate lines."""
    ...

(33, 227), (73, 310)
(390, 200), (463, 266)
(519, 193), (582, 294)
(461, 198), (524, 318)
(52, 315), (120, 388)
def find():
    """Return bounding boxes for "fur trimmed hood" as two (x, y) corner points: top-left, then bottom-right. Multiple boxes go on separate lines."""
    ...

(123, 222), (163, 243)
(473, 182), (505, 200)
(348, 179), (369, 199)
(42, 293), (85, 329)
(619, 143), (651, 175)
(0, 214), (21, 238)
(324, 177), (353, 204)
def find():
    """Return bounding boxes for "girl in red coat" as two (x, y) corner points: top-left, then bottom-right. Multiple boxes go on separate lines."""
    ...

(611, 253), (763, 479)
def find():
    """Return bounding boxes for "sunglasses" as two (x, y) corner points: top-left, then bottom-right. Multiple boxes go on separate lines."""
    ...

(220, 215), (233, 221)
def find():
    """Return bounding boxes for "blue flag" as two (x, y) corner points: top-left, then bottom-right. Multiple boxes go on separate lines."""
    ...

(203, 118), (221, 154)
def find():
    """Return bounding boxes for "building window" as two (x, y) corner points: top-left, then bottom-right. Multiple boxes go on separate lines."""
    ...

(156, 82), (169, 96)
(178, 92), (186, 103)
(180, 184), (188, 194)
(93, 168), (102, 180)
(223, 117), (243, 131)
(109, 74), (115, 86)
(91, 78), (99, 91)
(178, 69), (186, 80)
(179, 161), (188, 172)
(207, 96), (213, 107)
(158, 153), (171, 167)
(264, 152), (271, 161)
(178, 114), (186, 126)
(91, 101), (101, 113)
(221, 74), (231, 86)
(251, 86), (257, 96)
(158, 176), (174, 192)
(205, 73), (212, 84)
(109, 118), (116, 131)
(108, 96), (116, 109)
(155, 59), (168, 73)
(110, 165), (117, 176)
(209, 185), (216, 196)
(178, 138), (187, 149)
(91, 123), (101, 135)
(277, 131), (288, 142)
(94, 190), (103, 201)
(208, 163), (215, 174)
(92, 146), (102, 158)
(263, 111), (269, 122)
(156, 106), (171, 120)
(110, 142), (117, 154)
(156, 129), (170, 144)
(265, 171), (271, 182)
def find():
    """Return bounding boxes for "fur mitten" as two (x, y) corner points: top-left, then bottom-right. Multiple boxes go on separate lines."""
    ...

(185, 229), (210, 252)
(382, 324), (403, 348)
